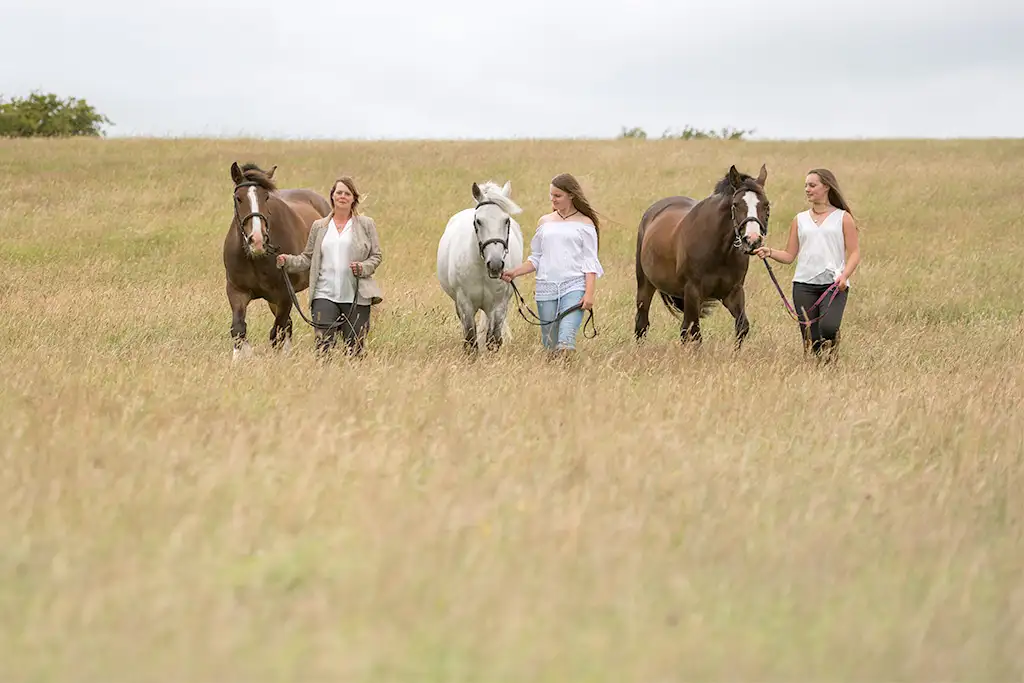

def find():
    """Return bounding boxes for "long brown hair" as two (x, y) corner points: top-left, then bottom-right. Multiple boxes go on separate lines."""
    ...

(329, 176), (361, 216)
(807, 168), (854, 218)
(551, 173), (600, 248)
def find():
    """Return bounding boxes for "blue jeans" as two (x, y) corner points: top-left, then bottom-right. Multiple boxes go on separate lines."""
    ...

(536, 289), (585, 350)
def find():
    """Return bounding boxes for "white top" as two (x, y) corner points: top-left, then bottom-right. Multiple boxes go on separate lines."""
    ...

(527, 220), (603, 301)
(793, 209), (850, 286)
(314, 217), (357, 303)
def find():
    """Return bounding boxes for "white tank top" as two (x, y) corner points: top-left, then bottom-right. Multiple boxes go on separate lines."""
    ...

(793, 209), (849, 286)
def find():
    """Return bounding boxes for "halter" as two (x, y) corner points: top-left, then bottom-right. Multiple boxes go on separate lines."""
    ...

(730, 187), (769, 254)
(233, 180), (277, 256)
(473, 199), (511, 261)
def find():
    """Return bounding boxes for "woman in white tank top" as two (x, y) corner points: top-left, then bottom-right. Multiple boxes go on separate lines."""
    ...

(754, 168), (862, 361)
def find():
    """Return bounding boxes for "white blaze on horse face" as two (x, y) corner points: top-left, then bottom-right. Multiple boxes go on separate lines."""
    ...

(742, 191), (762, 244)
(247, 186), (264, 252)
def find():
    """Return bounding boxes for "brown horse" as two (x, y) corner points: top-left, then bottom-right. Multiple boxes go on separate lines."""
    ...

(634, 164), (770, 346)
(223, 162), (331, 360)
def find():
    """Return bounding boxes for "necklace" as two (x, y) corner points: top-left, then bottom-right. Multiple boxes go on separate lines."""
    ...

(558, 209), (579, 220)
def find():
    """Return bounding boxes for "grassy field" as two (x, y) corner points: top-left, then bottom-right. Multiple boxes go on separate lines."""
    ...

(1, 136), (1022, 681)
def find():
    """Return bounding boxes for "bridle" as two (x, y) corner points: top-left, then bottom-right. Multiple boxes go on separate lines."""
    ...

(730, 187), (769, 255)
(233, 180), (277, 257)
(473, 199), (511, 261)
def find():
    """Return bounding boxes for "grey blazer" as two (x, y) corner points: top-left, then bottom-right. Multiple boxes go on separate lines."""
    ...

(282, 212), (384, 306)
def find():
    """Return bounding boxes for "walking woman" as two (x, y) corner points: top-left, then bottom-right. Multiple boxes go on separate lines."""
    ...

(276, 176), (384, 356)
(754, 168), (861, 361)
(500, 173), (603, 353)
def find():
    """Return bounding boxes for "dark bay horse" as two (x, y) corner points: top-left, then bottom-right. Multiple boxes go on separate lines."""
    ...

(634, 164), (770, 346)
(223, 162), (331, 360)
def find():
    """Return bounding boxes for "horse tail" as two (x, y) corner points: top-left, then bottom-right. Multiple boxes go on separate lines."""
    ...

(658, 292), (714, 319)
(658, 292), (686, 320)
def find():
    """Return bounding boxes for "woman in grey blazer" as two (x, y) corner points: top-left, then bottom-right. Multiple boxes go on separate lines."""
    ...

(277, 176), (384, 356)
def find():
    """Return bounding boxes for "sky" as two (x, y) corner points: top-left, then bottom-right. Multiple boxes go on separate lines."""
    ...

(3, 0), (1022, 140)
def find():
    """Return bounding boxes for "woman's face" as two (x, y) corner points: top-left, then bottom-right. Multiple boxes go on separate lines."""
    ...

(804, 174), (829, 204)
(332, 182), (355, 212)
(550, 184), (573, 214)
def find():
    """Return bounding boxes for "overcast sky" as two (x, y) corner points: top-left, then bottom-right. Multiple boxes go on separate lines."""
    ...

(3, 0), (1022, 140)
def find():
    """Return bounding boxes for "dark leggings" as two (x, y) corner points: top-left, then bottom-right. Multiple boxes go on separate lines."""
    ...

(792, 282), (848, 358)
(311, 298), (371, 356)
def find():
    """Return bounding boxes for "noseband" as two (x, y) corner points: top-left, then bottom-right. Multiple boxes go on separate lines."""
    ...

(233, 180), (277, 256)
(473, 200), (510, 261)
(730, 189), (769, 254)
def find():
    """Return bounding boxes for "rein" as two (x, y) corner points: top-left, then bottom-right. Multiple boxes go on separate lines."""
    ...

(761, 259), (840, 327)
(507, 280), (598, 340)
(280, 264), (362, 336)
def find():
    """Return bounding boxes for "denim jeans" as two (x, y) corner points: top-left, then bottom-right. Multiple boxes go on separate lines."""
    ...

(536, 289), (585, 350)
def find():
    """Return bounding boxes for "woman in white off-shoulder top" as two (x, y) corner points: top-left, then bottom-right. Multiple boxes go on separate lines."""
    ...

(501, 173), (603, 352)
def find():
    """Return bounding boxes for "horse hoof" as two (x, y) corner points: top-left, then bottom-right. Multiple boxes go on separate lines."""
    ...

(232, 342), (254, 362)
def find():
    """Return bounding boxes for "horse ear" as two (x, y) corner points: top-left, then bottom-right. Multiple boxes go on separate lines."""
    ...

(501, 180), (512, 197)
(728, 164), (742, 189)
(471, 182), (484, 204)
(230, 161), (244, 184)
(267, 165), (277, 179)
(756, 163), (767, 187)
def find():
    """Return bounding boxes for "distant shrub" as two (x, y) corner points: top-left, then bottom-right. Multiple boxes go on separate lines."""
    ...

(619, 126), (648, 139)
(0, 91), (113, 138)
(619, 125), (754, 140)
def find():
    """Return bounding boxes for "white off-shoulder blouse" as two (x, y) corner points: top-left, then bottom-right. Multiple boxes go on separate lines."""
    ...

(526, 220), (604, 301)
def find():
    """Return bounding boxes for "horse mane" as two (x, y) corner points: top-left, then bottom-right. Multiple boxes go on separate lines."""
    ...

(239, 162), (277, 192)
(712, 170), (763, 197)
(475, 181), (523, 215)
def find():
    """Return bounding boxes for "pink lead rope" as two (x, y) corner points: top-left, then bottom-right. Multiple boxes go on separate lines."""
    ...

(762, 259), (841, 327)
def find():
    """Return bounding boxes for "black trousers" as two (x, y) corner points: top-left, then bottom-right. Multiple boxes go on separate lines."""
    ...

(792, 282), (848, 357)
(311, 298), (371, 355)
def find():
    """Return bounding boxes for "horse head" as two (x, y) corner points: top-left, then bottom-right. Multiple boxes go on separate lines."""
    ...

(724, 164), (770, 253)
(471, 180), (522, 279)
(230, 161), (279, 258)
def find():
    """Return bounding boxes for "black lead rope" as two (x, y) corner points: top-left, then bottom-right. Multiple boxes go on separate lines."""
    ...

(508, 280), (598, 340)
(280, 265), (362, 340)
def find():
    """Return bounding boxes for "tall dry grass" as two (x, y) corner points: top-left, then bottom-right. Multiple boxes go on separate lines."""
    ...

(1, 137), (1022, 681)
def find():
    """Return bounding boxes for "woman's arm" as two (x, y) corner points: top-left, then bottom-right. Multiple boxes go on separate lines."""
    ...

(277, 222), (318, 271)
(756, 216), (800, 264)
(355, 217), (383, 277)
(502, 222), (543, 281)
(835, 212), (860, 290)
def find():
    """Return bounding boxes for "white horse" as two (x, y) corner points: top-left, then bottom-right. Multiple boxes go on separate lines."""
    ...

(437, 180), (524, 351)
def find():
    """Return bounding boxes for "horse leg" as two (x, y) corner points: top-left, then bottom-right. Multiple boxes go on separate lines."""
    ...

(634, 270), (657, 342)
(721, 285), (750, 350)
(268, 299), (293, 353)
(227, 281), (253, 361)
(485, 300), (507, 352)
(454, 292), (478, 353)
(680, 284), (703, 345)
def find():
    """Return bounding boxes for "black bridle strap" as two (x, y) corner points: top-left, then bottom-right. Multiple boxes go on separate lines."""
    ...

(473, 200), (510, 257)
(233, 180), (277, 255)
